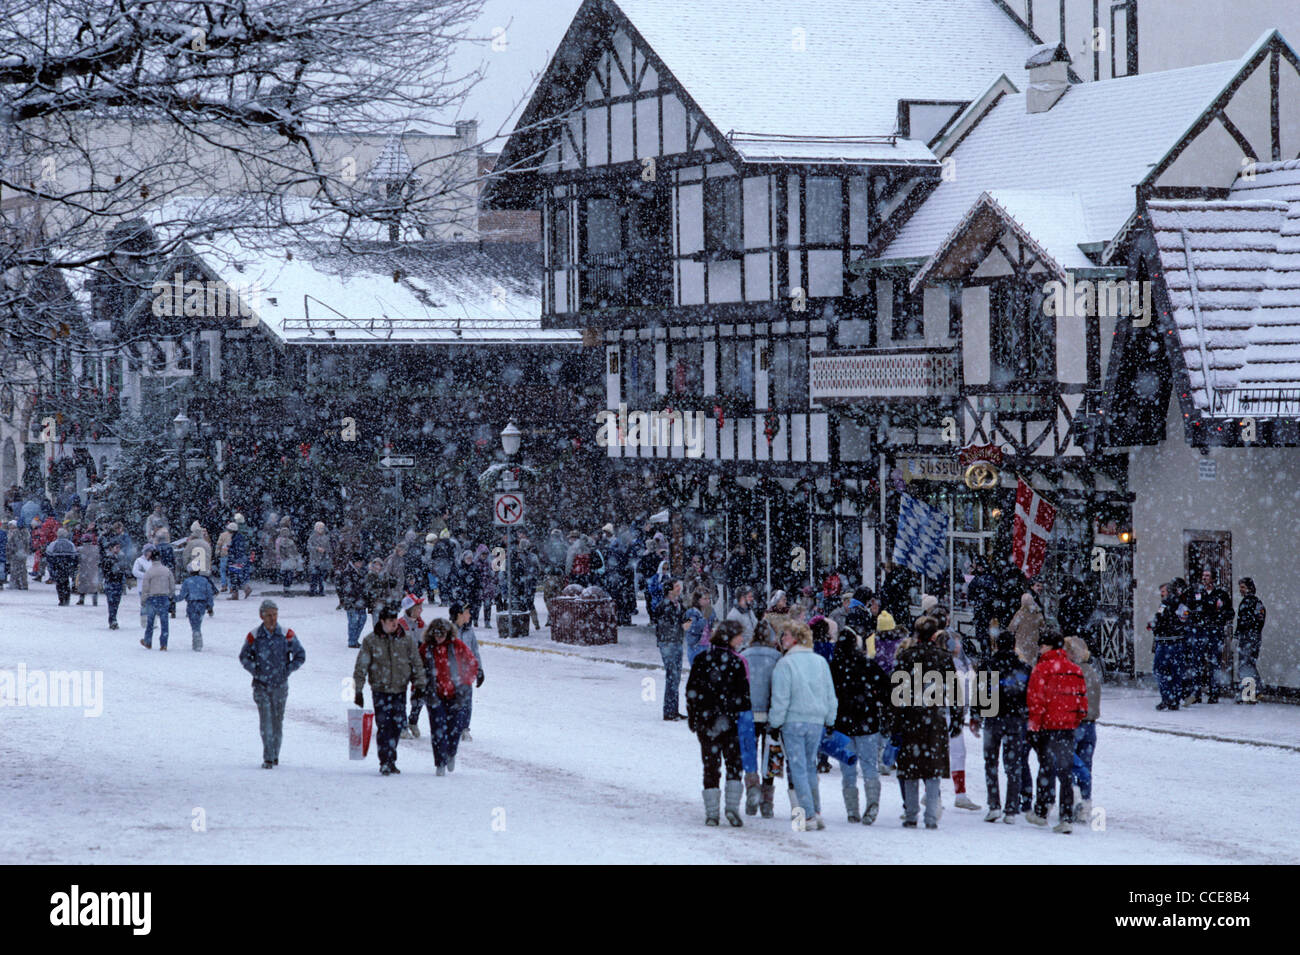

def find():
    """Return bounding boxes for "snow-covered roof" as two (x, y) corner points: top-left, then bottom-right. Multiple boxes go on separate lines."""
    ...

(365, 136), (418, 183)
(192, 236), (568, 346)
(910, 188), (1094, 289)
(611, 0), (1036, 146)
(883, 58), (1243, 264)
(1148, 161), (1300, 417)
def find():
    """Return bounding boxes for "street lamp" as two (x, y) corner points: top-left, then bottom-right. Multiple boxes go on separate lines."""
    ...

(173, 411), (192, 529)
(500, 421), (521, 631)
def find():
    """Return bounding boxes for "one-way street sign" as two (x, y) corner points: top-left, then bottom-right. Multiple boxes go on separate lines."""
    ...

(379, 454), (415, 468)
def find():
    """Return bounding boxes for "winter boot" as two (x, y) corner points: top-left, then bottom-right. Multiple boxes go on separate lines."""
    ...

(952, 772), (979, 810)
(863, 801), (879, 825)
(759, 782), (776, 819)
(703, 788), (721, 826)
(1053, 820), (1073, 834)
(954, 793), (980, 810)
(447, 756), (455, 773)
(744, 772), (761, 816)
(261, 760), (274, 769)
(724, 779), (744, 827)
(408, 720), (421, 739)
(984, 808), (1003, 822)
(436, 764), (446, 777)
(843, 785), (861, 823)
(193, 635), (203, 652)
(400, 725), (413, 740)
(1026, 812), (1048, 827)
(811, 814), (826, 830)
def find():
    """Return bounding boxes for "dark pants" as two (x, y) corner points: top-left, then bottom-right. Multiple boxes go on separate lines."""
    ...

(659, 641), (682, 718)
(697, 725), (743, 789)
(1153, 640), (1184, 707)
(1019, 732), (1037, 813)
(372, 690), (406, 768)
(1033, 729), (1076, 822)
(105, 583), (123, 625)
(983, 714), (1026, 813)
(282, 570), (296, 590)
(54, 570), (72, 604)
(309, 569), (326, 595)
(252, 682), (289, 763)
(426, 692), (467, 767)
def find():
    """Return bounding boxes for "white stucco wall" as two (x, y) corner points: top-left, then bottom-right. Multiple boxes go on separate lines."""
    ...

(1130, 399), (1300, 690)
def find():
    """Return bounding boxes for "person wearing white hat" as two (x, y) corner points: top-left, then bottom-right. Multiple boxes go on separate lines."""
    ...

(307, 521), (333, 596)
(217, 522), (236, 592)
(178, 556), (217, 651)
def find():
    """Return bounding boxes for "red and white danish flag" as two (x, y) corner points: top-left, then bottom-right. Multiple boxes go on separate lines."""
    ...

(1012, 479), (1056, 578)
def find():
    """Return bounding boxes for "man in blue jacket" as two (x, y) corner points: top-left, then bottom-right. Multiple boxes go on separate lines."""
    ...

(238, 599), (306, 768)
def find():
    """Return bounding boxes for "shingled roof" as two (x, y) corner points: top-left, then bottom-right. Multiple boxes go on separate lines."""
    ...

(1148, 160), (1300, 418)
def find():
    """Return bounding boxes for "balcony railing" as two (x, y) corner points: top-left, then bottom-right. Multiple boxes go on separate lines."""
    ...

(1210, 387), (1300, 417)
(810, 347), (959, 403)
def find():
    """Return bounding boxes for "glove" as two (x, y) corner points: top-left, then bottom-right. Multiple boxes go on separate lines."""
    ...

(476, 671), (484, 688)
(354, 691), (364, 708)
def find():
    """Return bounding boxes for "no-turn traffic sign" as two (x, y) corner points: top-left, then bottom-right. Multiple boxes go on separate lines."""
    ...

(493, 492), (525, 526)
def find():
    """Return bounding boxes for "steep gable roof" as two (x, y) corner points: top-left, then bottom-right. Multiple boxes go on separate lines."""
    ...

(882, 58), (1243, 264)
(1148, 161), (1300, 418)
(489, 0), (1041, 195)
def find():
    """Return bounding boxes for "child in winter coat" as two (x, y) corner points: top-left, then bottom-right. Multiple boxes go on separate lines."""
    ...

(449, 602), (485, 742)
(398, 594), (429, 738)
(946, 630), (982, 811)
(178, 559), (216, 651)
(1065, 636), (1101, 821)
(684, 589), (717, 665)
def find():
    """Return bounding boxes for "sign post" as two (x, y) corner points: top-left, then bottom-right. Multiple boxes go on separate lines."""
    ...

(494, 491), (524, 627)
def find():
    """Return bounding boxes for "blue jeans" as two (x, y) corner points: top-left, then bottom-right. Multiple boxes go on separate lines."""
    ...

(144, 595), (170, 648)
(1073, 721), (1097, 800)
(1153, 640), (1184, 707)
(686, 636), (706, 665)
(983, 714), (1025, 813)
(841, 732), (883, 811)
(659, 641), (682, 718)
(309, 569), (326, 596)
(902, 777), (941, 826)
(425, 692), (467, 767)
(219, 555), (229, 590)
(781, 722), (824, 820)
(346, 609), (367, 647)
(252, 682), (289, 763)
(737, 711), (757, 774)
(186, 604), (206, 648)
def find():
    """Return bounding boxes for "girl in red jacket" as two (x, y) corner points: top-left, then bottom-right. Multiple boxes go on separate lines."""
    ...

(418, 619), (478, 776)
(1026, 628), (1088, 834)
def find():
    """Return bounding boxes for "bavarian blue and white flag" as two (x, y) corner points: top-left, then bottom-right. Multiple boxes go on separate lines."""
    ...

(892, 493), (948, 579)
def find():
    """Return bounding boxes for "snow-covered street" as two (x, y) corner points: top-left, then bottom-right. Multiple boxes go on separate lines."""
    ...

(2, 585), (1296, 865)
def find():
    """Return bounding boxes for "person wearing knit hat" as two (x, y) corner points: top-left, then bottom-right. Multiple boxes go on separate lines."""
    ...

(397, 593), (429, 738)
(921, 594), (939, 616)
(240, 599), (305, 768)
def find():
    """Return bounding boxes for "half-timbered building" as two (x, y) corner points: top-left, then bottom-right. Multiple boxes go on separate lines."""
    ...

(487, 0), (1046, 593)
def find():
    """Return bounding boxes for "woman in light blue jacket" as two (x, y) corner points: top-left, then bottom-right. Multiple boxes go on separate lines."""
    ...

(769, 618), (838, 830)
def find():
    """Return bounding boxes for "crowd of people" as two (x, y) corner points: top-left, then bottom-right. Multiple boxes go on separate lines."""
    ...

(659, 574), (1102, 833)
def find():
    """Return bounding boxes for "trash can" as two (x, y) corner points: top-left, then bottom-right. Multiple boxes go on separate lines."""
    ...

(495, 610), (530, 639)
(551, 584), (618, 646)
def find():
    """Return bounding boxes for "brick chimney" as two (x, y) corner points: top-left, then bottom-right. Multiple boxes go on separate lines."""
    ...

(1025, 42), (1072, 114)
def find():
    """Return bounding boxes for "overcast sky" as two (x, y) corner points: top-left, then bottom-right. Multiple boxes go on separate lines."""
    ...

(451, 0), (585, 152)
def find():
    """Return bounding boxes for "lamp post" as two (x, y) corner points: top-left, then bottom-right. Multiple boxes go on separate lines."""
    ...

(172, 411), (192, 530)
(500, 422), (521, 627)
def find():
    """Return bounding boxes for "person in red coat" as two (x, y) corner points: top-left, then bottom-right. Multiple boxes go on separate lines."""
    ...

(417, 618), (479, 775)
(1026, 627), (1088, 833)
(31, 516), (58, 580)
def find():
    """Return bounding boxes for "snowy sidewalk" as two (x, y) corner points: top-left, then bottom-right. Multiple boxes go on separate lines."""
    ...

(483, 597), (1300, 751)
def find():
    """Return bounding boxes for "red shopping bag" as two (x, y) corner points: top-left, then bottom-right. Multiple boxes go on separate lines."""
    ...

(348, 707), (374, 760)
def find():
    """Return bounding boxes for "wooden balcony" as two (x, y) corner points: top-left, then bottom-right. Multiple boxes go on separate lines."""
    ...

(810, 347), (959, 403)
